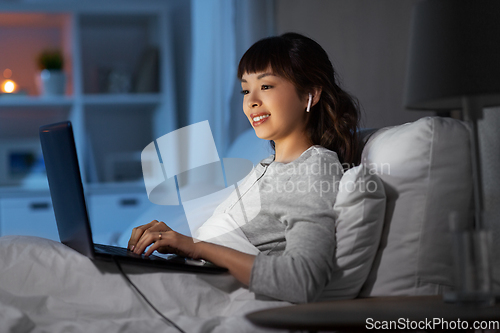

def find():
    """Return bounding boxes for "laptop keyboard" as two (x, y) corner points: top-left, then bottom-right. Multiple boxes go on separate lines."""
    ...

(94, 243), (159, 259)
(93, 243), (211, 267)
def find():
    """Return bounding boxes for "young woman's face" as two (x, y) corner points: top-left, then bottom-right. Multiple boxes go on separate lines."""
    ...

(240, 68), (309, 143)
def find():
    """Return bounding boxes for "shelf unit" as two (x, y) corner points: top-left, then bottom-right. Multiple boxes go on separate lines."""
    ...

(0, 2), (179, 242)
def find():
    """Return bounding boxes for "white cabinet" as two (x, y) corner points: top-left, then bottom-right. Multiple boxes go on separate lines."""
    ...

(88, 192), (154, 245)
(0, 2), (179, 238)
(0, 192), (154, 244)
(0, 196), (59, 241)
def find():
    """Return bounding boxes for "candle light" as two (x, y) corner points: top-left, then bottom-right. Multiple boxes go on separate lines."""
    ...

(1, 68), (18, 93)
(2, 80), (17, 93)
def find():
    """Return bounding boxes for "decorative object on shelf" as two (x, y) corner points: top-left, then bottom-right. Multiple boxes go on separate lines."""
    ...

(95, 64), (132, 94)
(104, 151), (142, 182)
(0, 68), (27, 97)
(36, 49), (66, 96)
(107, 68), (132, 94)
(0, 140), (46, 187)
(133, 46), (159, 93)
(1, 79), (16, 93)
(404, 0), (500, 305)
(1, 68), (16, 94)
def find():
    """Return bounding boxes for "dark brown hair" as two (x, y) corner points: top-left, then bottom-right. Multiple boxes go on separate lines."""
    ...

(238, 32), (361, 167)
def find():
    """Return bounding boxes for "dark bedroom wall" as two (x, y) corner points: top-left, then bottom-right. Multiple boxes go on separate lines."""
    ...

(275, 0), (434, 129)
(168, 0), (192, 129)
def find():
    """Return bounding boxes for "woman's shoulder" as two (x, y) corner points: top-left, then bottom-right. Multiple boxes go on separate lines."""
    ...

(257, 154), (275, 166)
(257, 145), (339, 165)
(300, 145), (341, 166)
(288, 145), (343, 178)
(307, 145), (339, 159)
(256, 145), (343, 179)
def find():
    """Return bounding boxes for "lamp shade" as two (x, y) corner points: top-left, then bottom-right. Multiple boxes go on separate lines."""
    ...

(404, 0), (500, 110)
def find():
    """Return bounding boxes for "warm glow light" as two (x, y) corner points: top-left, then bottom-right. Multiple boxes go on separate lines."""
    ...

(1, 80), (17, 93)
(3, 68), (12, 79)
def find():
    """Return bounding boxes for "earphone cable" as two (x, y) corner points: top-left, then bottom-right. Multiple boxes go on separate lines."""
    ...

(113, 258), (186, 333)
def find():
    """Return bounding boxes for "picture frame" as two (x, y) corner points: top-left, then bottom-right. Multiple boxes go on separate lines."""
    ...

(0, 140), (45, 186)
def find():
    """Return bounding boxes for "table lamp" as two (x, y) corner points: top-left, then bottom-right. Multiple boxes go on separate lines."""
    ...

(404, 0), (500, 230)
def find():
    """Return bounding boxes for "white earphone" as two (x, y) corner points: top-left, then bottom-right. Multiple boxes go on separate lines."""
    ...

(306, 93), (313, 112)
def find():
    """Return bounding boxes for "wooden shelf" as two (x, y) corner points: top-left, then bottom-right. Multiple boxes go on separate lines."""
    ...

(0, 2), (181, 240)
(0, 4), (175, 193)
(86, 181), (146, 195)
(0, 95), (73, 108)
(82, 93), (161, 106)
(0, 186), (50, 198)
(0, 94), (161, 109)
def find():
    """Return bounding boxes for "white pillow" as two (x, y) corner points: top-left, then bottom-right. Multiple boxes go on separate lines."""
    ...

(359, 116), (473, 296)
(318, 164), (386, 300)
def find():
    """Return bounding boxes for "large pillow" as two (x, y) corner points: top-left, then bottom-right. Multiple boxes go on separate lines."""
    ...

(359, 116), (473, 296)
(318, 164), (386, 300)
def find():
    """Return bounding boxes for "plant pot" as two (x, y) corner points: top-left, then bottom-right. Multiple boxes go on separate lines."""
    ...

(36, 69), (66, 96)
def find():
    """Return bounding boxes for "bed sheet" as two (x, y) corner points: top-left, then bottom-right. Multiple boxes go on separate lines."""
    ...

(0, 235), (292, 333)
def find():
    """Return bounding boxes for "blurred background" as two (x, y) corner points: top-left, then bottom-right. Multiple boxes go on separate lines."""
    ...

(0, 0), (497, 249)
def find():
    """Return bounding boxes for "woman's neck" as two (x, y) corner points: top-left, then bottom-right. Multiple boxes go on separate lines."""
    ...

(274, 134), (313, 163)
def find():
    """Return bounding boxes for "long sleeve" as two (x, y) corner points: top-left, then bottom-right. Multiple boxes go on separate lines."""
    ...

(242, 146), (342, 303)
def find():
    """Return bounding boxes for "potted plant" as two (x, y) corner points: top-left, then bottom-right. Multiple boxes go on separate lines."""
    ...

(36, 49), (66, 96)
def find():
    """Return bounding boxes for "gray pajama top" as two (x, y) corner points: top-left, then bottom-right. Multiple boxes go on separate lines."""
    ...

(209, 145), (342, 303)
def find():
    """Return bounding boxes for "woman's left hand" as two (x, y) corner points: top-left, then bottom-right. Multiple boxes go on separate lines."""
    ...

(133, 229), (201, 259)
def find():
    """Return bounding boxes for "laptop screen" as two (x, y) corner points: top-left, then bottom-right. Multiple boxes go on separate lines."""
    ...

(40, 121), (95, 259)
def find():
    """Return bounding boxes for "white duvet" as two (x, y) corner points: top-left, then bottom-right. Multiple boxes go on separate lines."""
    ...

(0, 235), (292, 333)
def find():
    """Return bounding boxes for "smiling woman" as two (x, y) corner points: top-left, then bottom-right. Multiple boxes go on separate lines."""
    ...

(238, 33), (361, 167)
(240, 69), (315, 163)
(128, 32), (363, 304)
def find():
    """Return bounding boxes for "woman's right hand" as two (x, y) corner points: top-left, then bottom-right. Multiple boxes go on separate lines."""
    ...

(127, 220), (172, 252)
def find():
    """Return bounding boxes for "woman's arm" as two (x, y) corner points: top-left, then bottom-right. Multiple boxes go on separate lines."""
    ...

(196, 241), (255, 285)
(128, 220), (255, 285)
(246, 149), (341, 303)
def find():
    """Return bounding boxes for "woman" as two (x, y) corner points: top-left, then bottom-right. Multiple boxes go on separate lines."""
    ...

(128, 32), (360, 304)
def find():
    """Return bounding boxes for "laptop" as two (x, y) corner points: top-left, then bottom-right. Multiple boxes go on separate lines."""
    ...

(39, 121), (227, 274)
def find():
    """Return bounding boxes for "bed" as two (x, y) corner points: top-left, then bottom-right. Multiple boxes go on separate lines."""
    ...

(1, 128), (291, 333)
(1, 116), (481, 332)
(0, 235), (294, 333)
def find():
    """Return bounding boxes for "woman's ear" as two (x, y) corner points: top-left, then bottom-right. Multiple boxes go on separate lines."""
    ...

(311, 87), (322, 107)
(305, 87), (323, 112)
